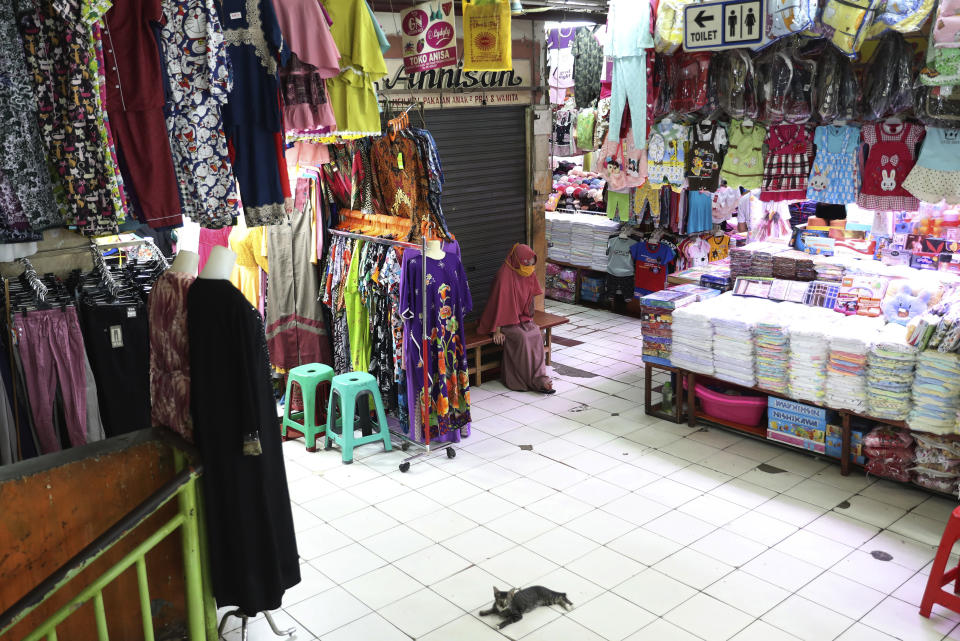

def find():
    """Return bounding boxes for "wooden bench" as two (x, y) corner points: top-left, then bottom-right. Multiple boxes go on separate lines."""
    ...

(464, 311), (570, 386)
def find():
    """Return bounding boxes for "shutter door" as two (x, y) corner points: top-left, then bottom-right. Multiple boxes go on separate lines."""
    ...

(423, 106), (528, 321)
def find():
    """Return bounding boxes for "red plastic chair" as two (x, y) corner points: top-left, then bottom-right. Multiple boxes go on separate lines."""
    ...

(921, 506), (960, 618)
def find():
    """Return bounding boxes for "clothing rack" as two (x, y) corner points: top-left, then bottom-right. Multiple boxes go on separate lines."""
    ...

(17, 258), (47, 302)
(328, 228), (457, 471)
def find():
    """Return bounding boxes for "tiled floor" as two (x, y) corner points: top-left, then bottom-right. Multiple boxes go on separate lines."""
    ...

(225, 302), (960, 641)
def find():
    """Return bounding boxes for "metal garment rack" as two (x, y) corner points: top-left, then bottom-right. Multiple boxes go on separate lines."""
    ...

(329, 228), (457, 472)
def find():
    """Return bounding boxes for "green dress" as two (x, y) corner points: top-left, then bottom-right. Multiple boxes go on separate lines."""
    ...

(720, 120), (767, 191)
(345, 240), (371, 372)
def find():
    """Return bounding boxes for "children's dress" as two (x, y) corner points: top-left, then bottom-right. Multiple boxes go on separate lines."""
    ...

(806, 125), (861, 205)
(761, 124), (814, 201)
(903, 127), (960, 204)
(721, 120), (767, 191)
(858, 122), (924, 211)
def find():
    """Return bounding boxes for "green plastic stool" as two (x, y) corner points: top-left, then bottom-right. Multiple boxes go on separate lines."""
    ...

(282, 363), (334, 452)
(324, 371), (393, 464)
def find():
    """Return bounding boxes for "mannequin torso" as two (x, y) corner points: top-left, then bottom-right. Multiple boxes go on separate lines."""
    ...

(198, 246), (237, 280)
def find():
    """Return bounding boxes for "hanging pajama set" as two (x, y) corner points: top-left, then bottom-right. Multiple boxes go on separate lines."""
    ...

(160, 0), (239, 229)
(103, 0), (181, 228)
(221, 0), (290, 226)
(607, 0), (653, 150)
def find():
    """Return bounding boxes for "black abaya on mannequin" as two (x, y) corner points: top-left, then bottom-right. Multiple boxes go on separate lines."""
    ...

(187, 279), (300, 615)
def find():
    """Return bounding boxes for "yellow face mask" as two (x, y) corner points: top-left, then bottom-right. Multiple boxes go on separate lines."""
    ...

(514, 263), (535, 277)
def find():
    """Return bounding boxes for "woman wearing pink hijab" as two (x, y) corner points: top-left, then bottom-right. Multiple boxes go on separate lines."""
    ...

(477, 244), (555, 394)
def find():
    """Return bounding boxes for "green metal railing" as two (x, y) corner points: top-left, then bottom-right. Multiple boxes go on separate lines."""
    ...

(0, 451), (218, 641)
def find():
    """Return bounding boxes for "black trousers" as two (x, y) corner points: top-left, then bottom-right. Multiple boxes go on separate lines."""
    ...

(79, 302), (151, 437)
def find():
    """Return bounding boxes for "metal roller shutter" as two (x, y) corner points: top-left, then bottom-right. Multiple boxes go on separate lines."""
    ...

(423, 106), (528, 321)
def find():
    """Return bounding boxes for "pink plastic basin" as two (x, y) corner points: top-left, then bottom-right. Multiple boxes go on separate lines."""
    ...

(685, 379), (767, 427)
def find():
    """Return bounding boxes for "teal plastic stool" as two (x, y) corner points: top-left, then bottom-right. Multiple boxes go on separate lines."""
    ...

(324, 371), (393, 464)
(282, 363), (334, 452)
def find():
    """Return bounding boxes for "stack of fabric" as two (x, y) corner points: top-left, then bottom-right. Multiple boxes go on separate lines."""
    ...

(866, 324), (918, 420)
(711, 297), (760, 387)
(671, 300), (719, 375)
(813, 256), (845, 282)
(913, 433), (960, 494)
(750, 246), (776, 278)
(788, 308), (834, 403)
(730, 246), (753, 280)
(546, 213), (574, 263)
(590, 218), (621, 271)
(755, 305), (790, 392)
(640, 288), (702, 366)
(909, 350), (960, 434)
(795, 253), (817, 281)
(825, 316), (883, 413)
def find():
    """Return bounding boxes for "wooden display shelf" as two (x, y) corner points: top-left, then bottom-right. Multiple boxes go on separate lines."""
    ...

(694, 411), (767, 438)
(644, 362), (685, 424)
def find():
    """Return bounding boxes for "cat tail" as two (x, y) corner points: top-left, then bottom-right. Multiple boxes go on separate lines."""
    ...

(560, 593), (573, 610)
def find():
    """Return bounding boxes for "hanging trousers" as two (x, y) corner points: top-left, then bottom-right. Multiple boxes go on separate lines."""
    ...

(609, 53), (647, 150)
(13, 308), (88, 454)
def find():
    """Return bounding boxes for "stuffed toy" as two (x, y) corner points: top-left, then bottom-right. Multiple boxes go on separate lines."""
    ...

(882, 281), (934, 325)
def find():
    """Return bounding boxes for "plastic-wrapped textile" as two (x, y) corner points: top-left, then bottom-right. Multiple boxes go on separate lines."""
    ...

(814, 47), (860, 123)
(862, 32), (915, 121)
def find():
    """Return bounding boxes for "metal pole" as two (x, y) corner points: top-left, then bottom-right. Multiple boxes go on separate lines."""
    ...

(174, 451), (206, 641)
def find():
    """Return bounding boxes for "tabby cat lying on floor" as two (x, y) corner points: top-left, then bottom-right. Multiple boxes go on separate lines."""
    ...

(479, 585), (573, 629)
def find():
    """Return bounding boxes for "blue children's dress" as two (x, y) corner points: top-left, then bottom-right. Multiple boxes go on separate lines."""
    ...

(806, 125), (861, 204)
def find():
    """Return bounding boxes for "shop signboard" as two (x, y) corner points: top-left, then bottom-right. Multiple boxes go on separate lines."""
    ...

(378, 58), (533, 108)
(400, 1), (458, 74)
(683, 0), (767, 51)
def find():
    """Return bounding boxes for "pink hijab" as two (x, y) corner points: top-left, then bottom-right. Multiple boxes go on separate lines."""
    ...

(477, 244), (543, 335)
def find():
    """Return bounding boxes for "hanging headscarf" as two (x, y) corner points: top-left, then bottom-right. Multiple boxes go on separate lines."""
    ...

(477, 244), (544, 335)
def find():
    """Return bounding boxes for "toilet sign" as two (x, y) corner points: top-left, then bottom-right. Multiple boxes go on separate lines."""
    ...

(683, 0), (767, 51)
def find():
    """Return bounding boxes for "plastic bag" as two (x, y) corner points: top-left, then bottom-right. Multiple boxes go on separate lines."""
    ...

(766, 0), (816, 40)
(863, 425), (914, 451)
(756, 49), (813, 123)
(821, 0), (880, 55)
(717, 49), (759, 119)
(670, 52), (712, 114)
(655, 0), (690, 54)
(866, 456), (913, 482)
(913, 469), (960, 494)
(462, 0), (512, 71)
(814, 46), (860, 122)
(862, 32), (914, 120)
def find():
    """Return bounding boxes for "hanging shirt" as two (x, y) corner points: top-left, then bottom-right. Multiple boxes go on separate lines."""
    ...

(686, 121), (728, 192)
(631, 241), (675, 295)
(607, 0), (654, 57)
(607, 236), (638, 276)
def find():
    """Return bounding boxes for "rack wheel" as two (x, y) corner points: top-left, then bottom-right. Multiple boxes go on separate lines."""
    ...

(401, 441), (410, 451)
(399, 462), (411, 473)
(446, 447), (456, 458)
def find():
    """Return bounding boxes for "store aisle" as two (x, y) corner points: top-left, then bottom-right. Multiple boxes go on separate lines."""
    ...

(226, 302), (960, 641)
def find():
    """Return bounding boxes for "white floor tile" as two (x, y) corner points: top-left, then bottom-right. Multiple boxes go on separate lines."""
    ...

(643, 509), (718, 546)
(729, 620), (803, 641)
(888, 512), (950, 547)
(524, 527), (600, 566)
(296, 523), (352, 561)
(709, 478), (778, 510)
(740, 549), (822, 592)
(564, 426), (621, 448)
(312, 542), (387, 584)
(566, 546), (646, 589)
(678, 494), (750, 527)
(418, 613), (508, 641)
(608, 527), (685, 566)
(738, 467), (806, 494)
(568, 592), (656, 641)
(761, 595), (854, 641)
(632, 450), (692, 476)
(688, 427), (748, 450)
(564, 450), (623, 475)
(659, 438), (723, 464)
(626, 618), (704, 641)
(725, 510), (798, 547)
(534, 415), (585, 436)
(444, 526), (517, 564)
(341, 564), (422, 610)
(566, 509), (635, 544)
(223, 611), (313, 641)
(911, 495), (959, 523)
(763, 451), (829, 477)
(280, 563), (336, 608)
(613, 568), (698, 616)
(782, 477), (855, 510)
(405, 507), (477, 542)
(832, 550), (915, 593)
(377, 589), (464, 638)
(431, 566), (512, 610)
(723, 439), (784, 462)
(416, 475), (485, 506)
(376, 492), (444, 522)
(596, 462), (661, 492)
(532, 437), (586, 460)
(796, 571), (885, 620)
(803, 511), (881, 548)
(860, 531), (938, 572)
(857, 479), (929, 511)
(321, 613), (409, 641)
(527, 492), (594, 524)
(833, 622), (900, 641)
(285, 586), (371, 637)
(696, 450), (763, 478)
(358, 524), (432, 563)
(754, 495), (826, 527)
(489, 477), (557, 507)
(664, 593), (754, 641)
(528, 460), (590, 491)
(523, 615), (608, 641)
(301, 492), (366, 521)
(476, 395), (526, 414)
(346, 475), (408, 505)
(653, 548), (735, 590)
(601, 492), (672, 526)
(668, 464), (733, 492)
(636, 477), (704, 508)
(833, 494), (907, 529)
(478, 547), (559, 587)
(393, 544), (472, 585)
(704, 569), (791, 618)
(486, 508), (557, 543)
(691, 528), (767, 567)
(773, 529), (854, 569)
(809, 468), (874, 493)
(563, 477), (632, 507)
(451, 491), (529, 523)
(327, 505), (399, 540)
(492, 602), (563, 640)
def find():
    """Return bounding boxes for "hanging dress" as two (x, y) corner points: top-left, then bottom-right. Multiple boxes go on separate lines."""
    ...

(806, 125), (862, 204)
(686, 121), (728, 192)
(721, 120), (767, 191)
(857, 122), (925, 211)
(149, 270), (195, 442)
(903, 127), (960, 205)
(760, 124), (814, 202)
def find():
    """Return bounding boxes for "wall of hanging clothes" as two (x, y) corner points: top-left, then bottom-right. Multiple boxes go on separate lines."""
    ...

(0, 244), (169, 465)
(0, 0), (393, 241)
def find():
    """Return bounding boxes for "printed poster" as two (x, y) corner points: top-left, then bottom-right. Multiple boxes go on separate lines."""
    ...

(401, 1), (458, 74)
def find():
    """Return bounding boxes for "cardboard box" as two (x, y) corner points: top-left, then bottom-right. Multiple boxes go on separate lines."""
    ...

(825, 424), (866, 465)
(767, 397), (827, 454)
